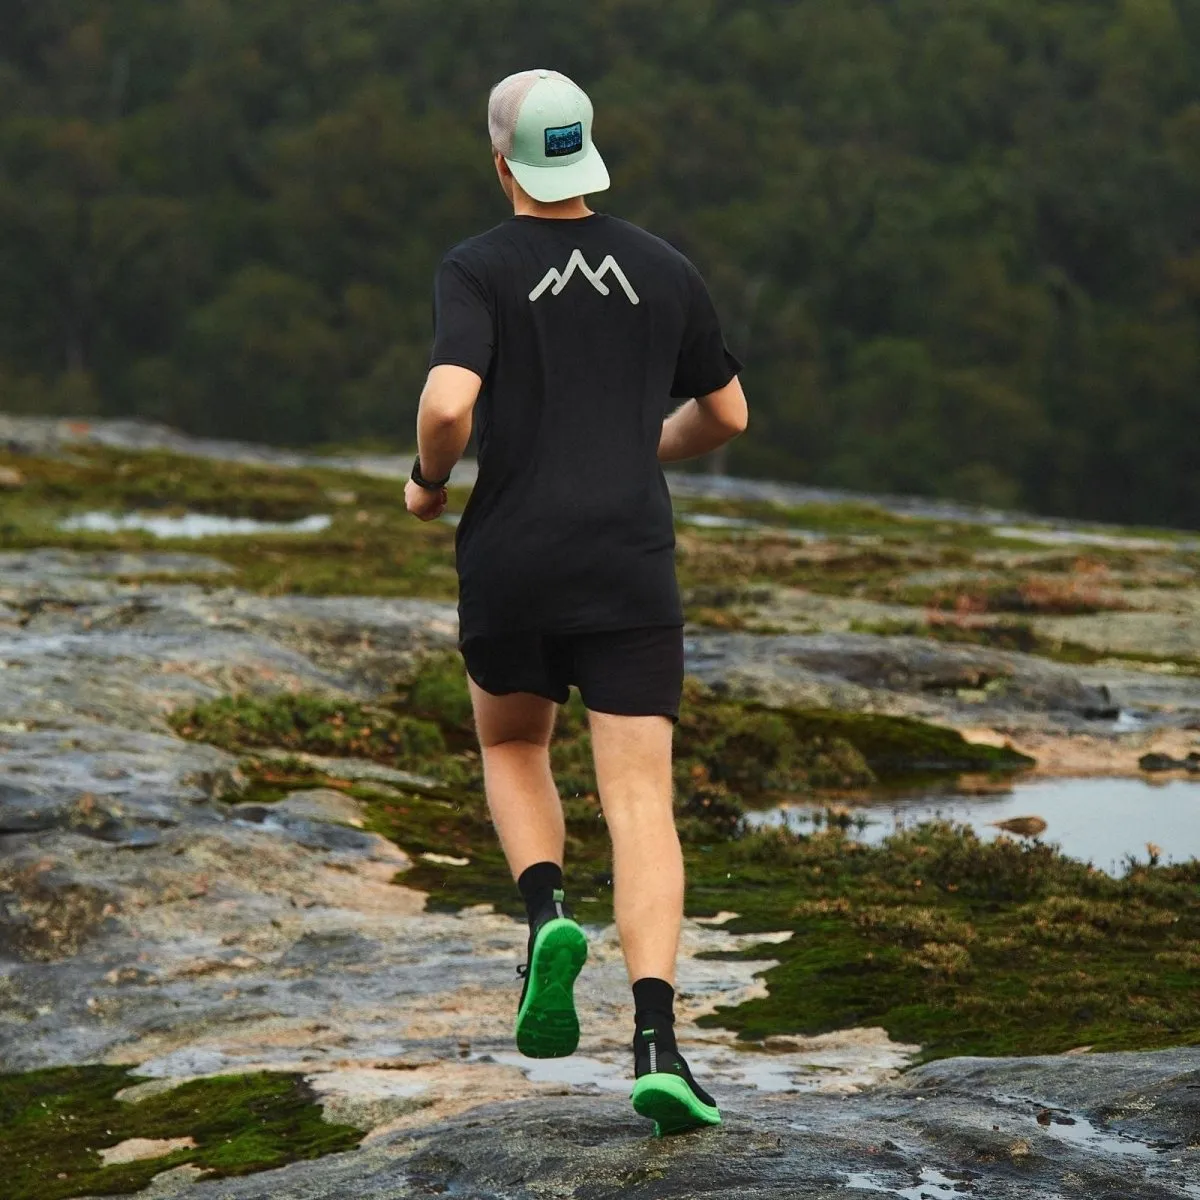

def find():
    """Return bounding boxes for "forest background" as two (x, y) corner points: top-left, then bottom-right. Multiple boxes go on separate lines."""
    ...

(3, 0), (1199, 528)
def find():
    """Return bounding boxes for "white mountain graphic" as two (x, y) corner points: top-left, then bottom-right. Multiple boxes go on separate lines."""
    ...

(528, 250), (640, 304)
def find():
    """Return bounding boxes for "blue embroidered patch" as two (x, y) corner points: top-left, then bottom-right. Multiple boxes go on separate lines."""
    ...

(544, 122), (583, 158)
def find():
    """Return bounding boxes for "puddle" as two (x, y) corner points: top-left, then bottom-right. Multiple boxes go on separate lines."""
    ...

(59, 511), (332, 538)
(994, 1095), (1170, 1159)
(1111, 709), (1152, 732)
(678, 511), (815, 538)
(844, 1167), (967, 1197)
(745, 777), (1200, 875)
(991, 525), (1181, 552)
(484, 1051), (631, 1093)
(1031, 1110), (1161, 1159)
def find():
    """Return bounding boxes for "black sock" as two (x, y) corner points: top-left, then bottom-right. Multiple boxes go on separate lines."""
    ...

(517, 861), (563, 927)
(632, 976), (676, 1030)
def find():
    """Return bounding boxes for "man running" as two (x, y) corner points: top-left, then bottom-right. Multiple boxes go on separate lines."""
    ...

(404, 68), (748, 1137)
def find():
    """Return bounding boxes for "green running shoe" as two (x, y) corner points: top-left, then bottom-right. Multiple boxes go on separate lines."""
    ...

(514, 888), (588, 1059)
(630, 1022), (722, 1137)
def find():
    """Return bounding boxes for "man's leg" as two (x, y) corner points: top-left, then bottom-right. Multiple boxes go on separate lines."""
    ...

(465, 674), (587, 1058)
(465, 676), (563, 878)
(586, 711), (683, 984)
(588, 704), (721, 1135)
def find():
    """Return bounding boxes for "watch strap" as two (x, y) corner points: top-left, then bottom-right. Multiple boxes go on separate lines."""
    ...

(411, 455), (451, 490)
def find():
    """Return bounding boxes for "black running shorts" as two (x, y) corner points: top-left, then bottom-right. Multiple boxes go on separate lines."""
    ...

(459, 624), (685, 723)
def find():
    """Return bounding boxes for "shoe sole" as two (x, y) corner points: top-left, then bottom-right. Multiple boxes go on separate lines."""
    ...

(514, 917), (588, 1059)
(631, 1073), (722, 1137)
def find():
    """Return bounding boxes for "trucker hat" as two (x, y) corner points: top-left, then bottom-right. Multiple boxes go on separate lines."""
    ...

(488, 69), (611, 203)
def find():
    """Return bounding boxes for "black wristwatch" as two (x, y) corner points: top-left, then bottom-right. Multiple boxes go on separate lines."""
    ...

(410, 455), (451, 491)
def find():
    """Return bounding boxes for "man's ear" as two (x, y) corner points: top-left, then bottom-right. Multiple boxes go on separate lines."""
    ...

(493, 150), (516, 203)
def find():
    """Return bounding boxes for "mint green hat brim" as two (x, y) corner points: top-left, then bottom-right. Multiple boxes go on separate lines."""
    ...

(506, 142), (611, 203)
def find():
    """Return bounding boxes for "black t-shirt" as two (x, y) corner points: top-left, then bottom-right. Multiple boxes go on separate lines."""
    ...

(429, 212), (742, 644)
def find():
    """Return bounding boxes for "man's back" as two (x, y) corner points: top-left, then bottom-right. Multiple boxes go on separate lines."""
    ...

(430, 212), (740, 641)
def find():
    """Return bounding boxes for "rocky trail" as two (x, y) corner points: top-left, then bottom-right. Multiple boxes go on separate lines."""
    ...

(0, 419), (1197, 1197)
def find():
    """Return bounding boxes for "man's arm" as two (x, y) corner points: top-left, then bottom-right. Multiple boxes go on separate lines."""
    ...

(657, 375), (748, 463)
(416, 364), (483, 481)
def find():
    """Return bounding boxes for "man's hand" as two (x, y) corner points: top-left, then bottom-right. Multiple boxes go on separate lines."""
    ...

(405, 479), (448, 521)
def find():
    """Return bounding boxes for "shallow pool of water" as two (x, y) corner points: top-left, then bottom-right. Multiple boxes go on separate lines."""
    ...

(990, 524), (1185, 552)
(678, 510), (815, 538)
(745, 777), (1200, 875)
(59, 511), (332, 538)
(844, 1167), (965, 1199)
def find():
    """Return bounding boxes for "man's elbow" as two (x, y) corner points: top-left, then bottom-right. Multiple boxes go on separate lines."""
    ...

(425, 403), (468, 428)
(717, 399), (748, 436)
(700, 376), (748, 436)
(724, 406), (749, 436)
(420, 389), (472, 427)
(419, 365), (482, 427)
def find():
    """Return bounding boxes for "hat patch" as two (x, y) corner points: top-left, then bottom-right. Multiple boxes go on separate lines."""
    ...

(544, 122), (583, 158)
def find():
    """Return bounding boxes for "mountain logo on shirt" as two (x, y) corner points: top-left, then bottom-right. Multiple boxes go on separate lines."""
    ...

(528, 250), (640, 305)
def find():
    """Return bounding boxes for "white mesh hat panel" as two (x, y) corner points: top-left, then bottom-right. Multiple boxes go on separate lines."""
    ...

(488, 69), (575, 155)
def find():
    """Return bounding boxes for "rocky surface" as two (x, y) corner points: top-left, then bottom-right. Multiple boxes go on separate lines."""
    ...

(685, 629), (1200, 758)
(74, 1050), (1200, 1198)
(0, 549), (918, 1193)
(2, 499), (1198, 1195)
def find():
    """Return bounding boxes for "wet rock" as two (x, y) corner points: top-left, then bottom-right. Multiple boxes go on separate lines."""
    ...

(1139, 751), (1200, 773)
(990, 816), (1048, 838)
(0, 783), (58, 833)
(685, 632), (1123, 726)
(253, 749), (443, 795)
(274, 789), (368, 827)
(68, 1048), (1200, 1199)
(0, 548), (237, 580)
(1, 543), (1196, 1200)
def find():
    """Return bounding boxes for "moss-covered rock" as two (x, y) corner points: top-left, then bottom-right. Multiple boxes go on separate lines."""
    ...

(0, 1066), (363, 1199)
(674, 676), (1031, 788)
(169, 663), (1199, 1065)
(692, 821), (1200, 1060)
(170, 694), (453, 776)
(219, 748), (1200, 1062)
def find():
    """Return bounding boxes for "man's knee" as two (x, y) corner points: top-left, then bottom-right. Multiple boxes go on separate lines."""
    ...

(480, 734), (551, 752)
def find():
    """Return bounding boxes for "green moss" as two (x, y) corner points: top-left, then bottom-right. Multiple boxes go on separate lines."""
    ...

(169, 694), (454, 775)
(0, 1066), (363, 1199)
(673, 495), (1020, 547)
(690, 822), (1200, 1060)
(4, 446), (1192, 612)
(0, 446), (1025, 603)
(171, 669), (1029, 824)
(675, 690), (1032, 783)
(171, 657), (1028, 930)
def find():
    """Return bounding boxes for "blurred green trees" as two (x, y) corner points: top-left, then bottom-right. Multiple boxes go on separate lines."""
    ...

(2, 0), (1199, 526)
